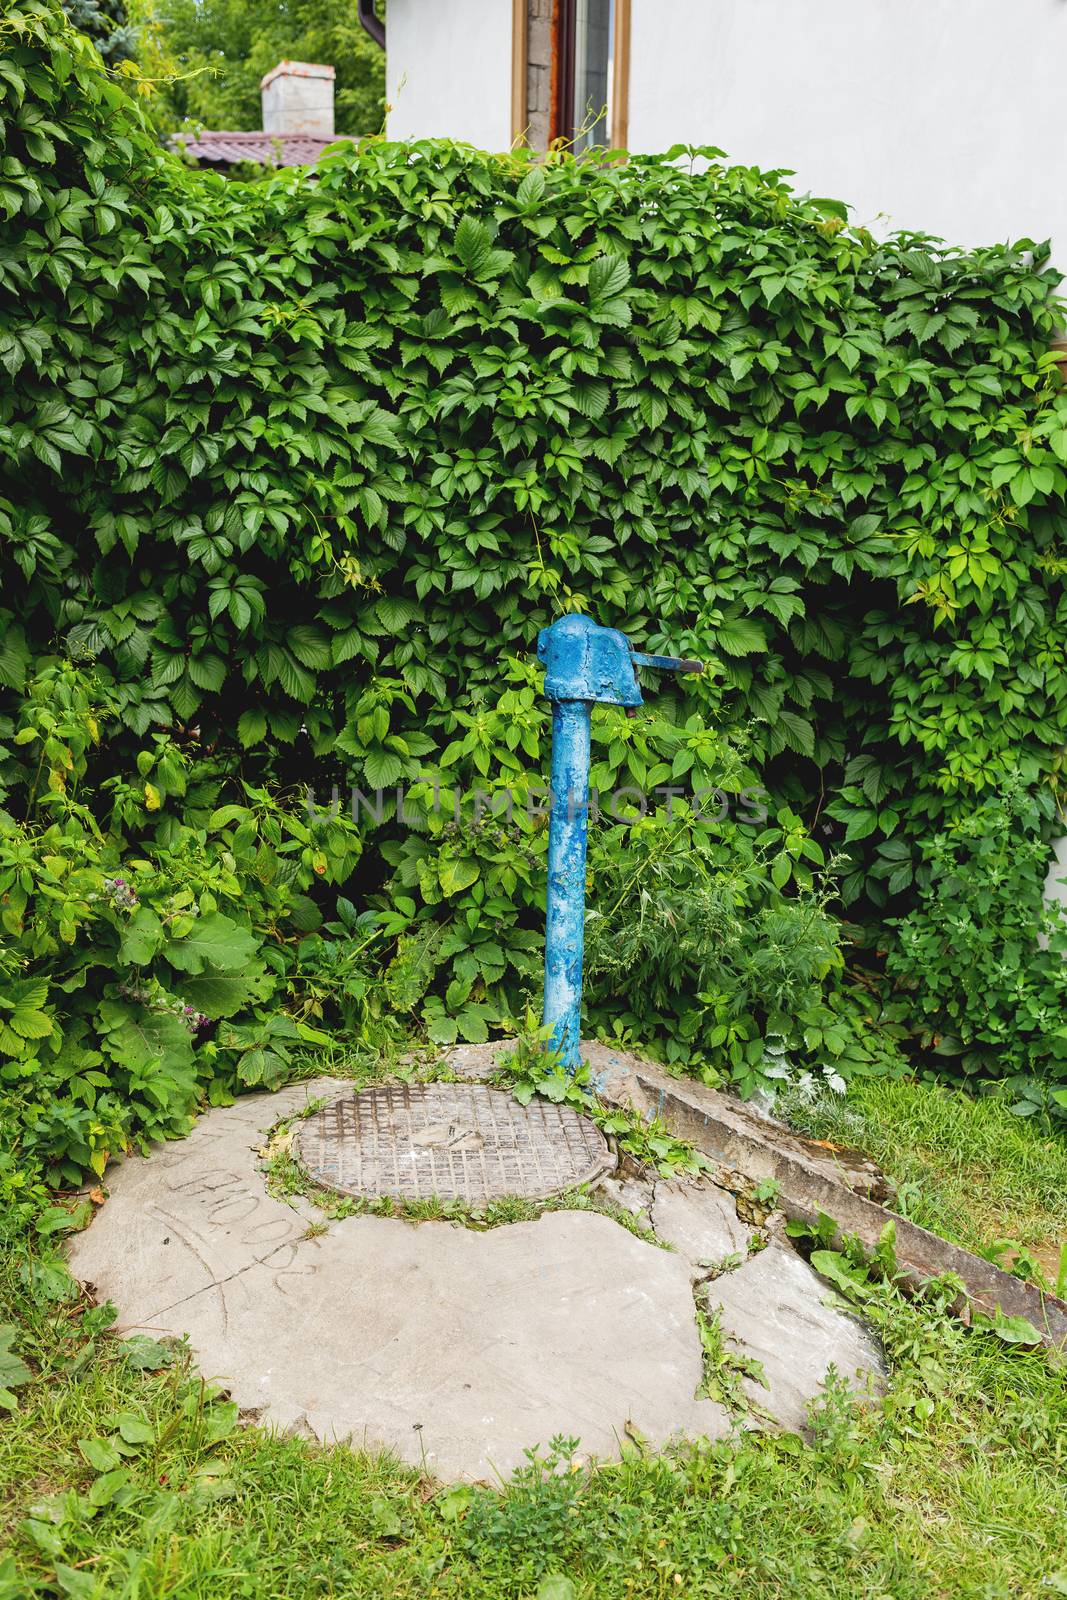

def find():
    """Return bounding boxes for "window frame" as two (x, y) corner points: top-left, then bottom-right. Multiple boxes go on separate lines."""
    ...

(512, 0), (630, 152)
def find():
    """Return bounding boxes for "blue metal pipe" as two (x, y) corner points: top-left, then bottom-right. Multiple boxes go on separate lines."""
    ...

(542, 698), (591, 1071)
(537, 612), (703, 1075)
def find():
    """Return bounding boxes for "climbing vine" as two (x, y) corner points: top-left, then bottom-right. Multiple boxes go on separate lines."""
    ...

(1, 2), (1066, 1183)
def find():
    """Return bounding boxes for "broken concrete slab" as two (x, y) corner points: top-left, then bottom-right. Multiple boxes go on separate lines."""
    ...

(594, 1172), (655, 1225)
(702, 1241), (885, 1433)
(68, 1078), (349, 1319)
(68, 1086), (731, 1481)
(651, 1178), (755, 1277)
(582, 1043), (1067, 1350)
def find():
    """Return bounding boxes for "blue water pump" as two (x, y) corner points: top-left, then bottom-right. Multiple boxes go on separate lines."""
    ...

(537, 614), (702, 1071)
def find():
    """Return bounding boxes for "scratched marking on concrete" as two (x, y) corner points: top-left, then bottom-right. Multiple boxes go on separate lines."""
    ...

(68, 1079), (347, 1321)
(66, 1078), (733, 1480)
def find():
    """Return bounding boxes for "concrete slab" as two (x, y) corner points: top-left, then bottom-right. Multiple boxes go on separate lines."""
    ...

(651, 1179), (756, 1277)
(595, 1172), (655, 1225)
(442, 1042), (501, 1081)
(151, 1211), (731, 1480)
(69, 1084), (731, 1481)
(68, 1079), (348, 1319)
(701, 1241), (886, 1432)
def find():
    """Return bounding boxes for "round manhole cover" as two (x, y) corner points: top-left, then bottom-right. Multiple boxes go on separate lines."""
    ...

(294, 1083), (614, 1205)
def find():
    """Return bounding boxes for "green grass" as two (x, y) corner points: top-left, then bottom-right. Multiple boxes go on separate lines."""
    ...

(2, 1221), (1067, 1599)
(781, 1077), (1067, 1289)
(4, 1067), (1067, 1597)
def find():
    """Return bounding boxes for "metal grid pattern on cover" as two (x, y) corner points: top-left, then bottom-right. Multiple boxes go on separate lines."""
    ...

(294, 1083), (613, 1205)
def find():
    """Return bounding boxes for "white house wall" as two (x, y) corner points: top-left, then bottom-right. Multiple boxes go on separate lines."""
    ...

(627, 0), (1067, 268)
(386, 0), (514, 149)
(1045, 837), (1067, 927)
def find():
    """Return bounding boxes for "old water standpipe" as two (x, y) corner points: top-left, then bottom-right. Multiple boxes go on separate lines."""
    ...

(536, 614), (702, 1072)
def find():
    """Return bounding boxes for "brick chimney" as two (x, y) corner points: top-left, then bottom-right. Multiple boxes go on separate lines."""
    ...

(260, 62), (335, 138)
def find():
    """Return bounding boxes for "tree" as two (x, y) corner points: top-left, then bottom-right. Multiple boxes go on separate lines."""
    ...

(141, 0), (385, 138)
(62, 0), (138, 64)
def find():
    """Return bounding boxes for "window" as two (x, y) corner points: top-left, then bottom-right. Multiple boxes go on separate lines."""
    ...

(512, 0), (630, 154)
(554, 0), (628, 153)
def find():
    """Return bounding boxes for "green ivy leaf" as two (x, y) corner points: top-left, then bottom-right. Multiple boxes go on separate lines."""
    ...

(715, 618), (768, 656)
(364, 748), (404, 788)
(439, 859), (479, 896)
(237, 709), (268, 748)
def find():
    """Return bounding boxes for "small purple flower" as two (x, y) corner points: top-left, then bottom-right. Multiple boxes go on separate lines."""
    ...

(103, 875), (139, 911)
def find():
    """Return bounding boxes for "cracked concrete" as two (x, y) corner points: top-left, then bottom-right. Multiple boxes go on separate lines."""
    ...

(650, 1178), (758, 1277)
(702, 1241), (886, 1431)
(68, 1080), (732, 1480)
(595, 1171), (656, 1227)
(68, 1067), (886, 1477)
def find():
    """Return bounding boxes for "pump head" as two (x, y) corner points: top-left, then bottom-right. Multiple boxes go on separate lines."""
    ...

(537, 614), (702, 708)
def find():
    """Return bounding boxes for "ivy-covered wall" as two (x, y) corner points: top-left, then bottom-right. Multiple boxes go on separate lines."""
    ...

(1, 3), (1066, 1179)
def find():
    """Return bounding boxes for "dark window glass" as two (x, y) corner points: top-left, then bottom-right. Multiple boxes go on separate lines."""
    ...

(556, 0), (614, 152)
(572, 0), (613, 152)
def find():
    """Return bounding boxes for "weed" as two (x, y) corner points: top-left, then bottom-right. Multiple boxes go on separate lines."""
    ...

(781, 1076), (1067, 1276)
(750, 1176), (781, 1208)
(498, 1025), (711, 1179)
(694, 1307), (769, 1417)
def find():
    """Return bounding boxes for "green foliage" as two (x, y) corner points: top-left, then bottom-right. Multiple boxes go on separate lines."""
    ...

(500, 1023), (711, 1178)
(790, 1215), (1052, 1351)
(0, 1324), (32, 1409)
(0, 653), (377, 1185)
(695, 1306), (769, 1414)
(885, 784), (1067, 1111)
(61, 0), (135, 64)
(138, 0), (385, 137)
(583, 801), (902, 1093)
(1, 1), (1066, 1187)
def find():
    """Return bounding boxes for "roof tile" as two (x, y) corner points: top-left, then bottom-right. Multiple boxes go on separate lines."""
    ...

(169, 130), (351, 167)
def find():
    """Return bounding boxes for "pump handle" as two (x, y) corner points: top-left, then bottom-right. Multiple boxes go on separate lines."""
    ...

(631, 652), (704, 675)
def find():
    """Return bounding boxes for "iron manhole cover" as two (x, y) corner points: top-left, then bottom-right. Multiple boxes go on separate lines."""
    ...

(294, 1083), (614, 1205)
